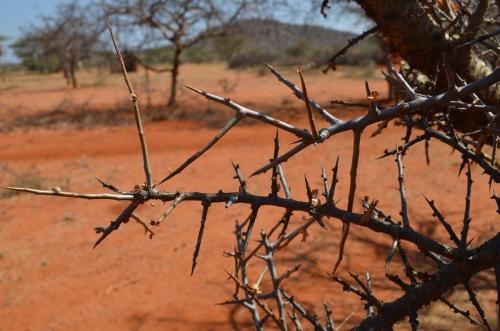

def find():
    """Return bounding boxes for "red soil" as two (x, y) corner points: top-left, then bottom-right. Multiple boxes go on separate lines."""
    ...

(0, 65), (497, 330)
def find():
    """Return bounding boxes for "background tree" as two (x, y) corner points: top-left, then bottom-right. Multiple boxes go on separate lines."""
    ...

(0, 36), (6, 59)
(0, 36), (7, 81)
(102, 0), (264, 107)
(12, 1), (102, 88)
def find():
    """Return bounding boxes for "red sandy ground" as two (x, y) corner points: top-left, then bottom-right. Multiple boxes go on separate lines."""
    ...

(0, 65), (498, 330)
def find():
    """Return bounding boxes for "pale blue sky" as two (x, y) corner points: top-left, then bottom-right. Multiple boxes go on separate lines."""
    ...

(0, 0), (369, 63)
(1, 0), (61, 62)
(2, 0), (60, 39)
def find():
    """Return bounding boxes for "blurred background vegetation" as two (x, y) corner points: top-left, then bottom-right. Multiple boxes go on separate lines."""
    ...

(3, 1), (383, 75)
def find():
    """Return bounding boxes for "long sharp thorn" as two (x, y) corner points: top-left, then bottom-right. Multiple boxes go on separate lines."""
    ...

(304, 175), (313, 201)
(458, 158), (467, 177)
(297, 66), (319, 141)
(271, 129), (280, 197)
(251, 141), (309, 177)
(332, 223), (350, 274)
(95, 177), (123, 193)
(191, 201), (210, 275)
(333, 131), (361, 274)
(460, 162), (473, 249)
(327, 156), (340, 203)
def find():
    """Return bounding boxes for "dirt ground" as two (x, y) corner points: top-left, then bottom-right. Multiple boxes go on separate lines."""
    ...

(0, 64), (498, 330)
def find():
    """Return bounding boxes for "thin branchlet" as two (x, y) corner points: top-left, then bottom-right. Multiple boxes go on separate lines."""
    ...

(106, 18), (153, 188)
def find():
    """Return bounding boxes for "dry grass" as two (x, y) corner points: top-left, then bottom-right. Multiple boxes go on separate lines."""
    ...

(0, 64), (387, 131)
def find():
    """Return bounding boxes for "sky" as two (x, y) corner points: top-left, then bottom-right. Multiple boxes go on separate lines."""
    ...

(1, 0), (62, 62)
(0, 0), (370, 63)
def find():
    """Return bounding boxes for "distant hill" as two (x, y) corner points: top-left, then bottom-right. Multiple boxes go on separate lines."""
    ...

(140, 18), (384, 68)
(222, 18), (354, 52)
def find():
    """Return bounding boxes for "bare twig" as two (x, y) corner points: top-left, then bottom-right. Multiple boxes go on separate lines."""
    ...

(152, 193), (185, 226)
(106, 18), (153, 188)
(323, 26), (378, 72)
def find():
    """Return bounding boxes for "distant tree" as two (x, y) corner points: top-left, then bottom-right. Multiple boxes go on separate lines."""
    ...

(13, 1), (103, 88)
(0, 35), (6, 58)
(11, 36), (60, 73)
(102, 0), (265, 107)
(0, 35), (7, 81)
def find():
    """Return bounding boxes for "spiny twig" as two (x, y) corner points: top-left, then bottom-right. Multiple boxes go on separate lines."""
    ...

(463, 281), (492, 330)
(460, 161), (473, 249)
(282, 290), (326, 331)
(439, 297), (484, 327)
(424, 196), (460, 246)
(323, 26), (378, 72)
(93, 201), (140, 248)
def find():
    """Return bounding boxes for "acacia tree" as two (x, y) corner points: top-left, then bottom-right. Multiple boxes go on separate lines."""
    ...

(5, 2), (500, 330)
(13, 1), (102, 88)
(102, 0), (259, 106)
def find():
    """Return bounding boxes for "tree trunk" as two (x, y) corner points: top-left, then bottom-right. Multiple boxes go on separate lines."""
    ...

(356, 0), (499, 103)
(62, 66), (71, 87)
(167, 45), (182, 107)
(69, 60), (78, 89)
